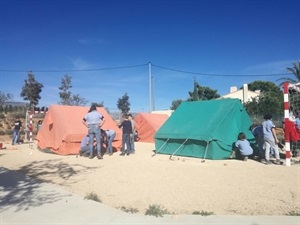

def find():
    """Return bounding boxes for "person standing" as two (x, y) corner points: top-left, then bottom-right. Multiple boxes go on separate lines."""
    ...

(101, 129), (116, 155)
(12, 116), (22, 145)
(251, 124), (265, 162)
(262, 114), (281, 165)
(37, 120), (42, 132)
(82, 105), (106, 159)
(128, 113), (135, 154)
(118, 114), (133, 156)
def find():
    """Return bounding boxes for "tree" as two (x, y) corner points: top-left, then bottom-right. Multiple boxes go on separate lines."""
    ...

(188, 81), (220, 101)
(91, 101), (104, 107)
(170, 81), (220, 110)
(170, 99), (183, 110)
(117, 93), (130, 114)
(20, 71), (43, 109)
(70, 94), (88, 106)
(277, 61), (300, 85)
(59, 74), (72, 105)
(58, 74), (88, 106)
(0, 91), (13, 106)
(244, 81), (283, 116)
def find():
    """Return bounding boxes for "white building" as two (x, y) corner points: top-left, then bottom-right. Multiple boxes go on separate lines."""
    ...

(221, 84), (260, 103)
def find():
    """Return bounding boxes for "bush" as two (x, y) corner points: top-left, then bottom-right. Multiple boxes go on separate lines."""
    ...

(192, 210), (214, 216)
(5, 129), (13, 135)
(145, 204), (170, 217)
(286, 211), (300, 216)
(120, 206), (139, 214)
(84, 192), (102, 203)
(11, 112), (26, 119)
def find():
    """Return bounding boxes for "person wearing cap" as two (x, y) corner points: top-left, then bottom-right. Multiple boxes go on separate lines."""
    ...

(262, 114), (281, 165)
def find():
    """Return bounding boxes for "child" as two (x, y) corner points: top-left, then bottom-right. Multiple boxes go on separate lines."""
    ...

(118, 114), (133, 156)
(229, 132), (253, 161)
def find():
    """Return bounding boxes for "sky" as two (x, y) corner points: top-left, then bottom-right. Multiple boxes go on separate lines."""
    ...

(0, 0), (299, 112)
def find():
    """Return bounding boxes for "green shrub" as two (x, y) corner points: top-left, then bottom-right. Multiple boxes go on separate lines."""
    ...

(145, 204), (169, 217)
(84, 192), (102, 203)
(286, 211), (300, 216)
(192, 210), (214, 216)
(120, 206), (139, 214)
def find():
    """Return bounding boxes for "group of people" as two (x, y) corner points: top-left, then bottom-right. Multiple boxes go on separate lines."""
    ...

(118, 113), (135, 156)
(12, 116), (43, 145)
(79, 128), (116, 158)
(80, 105), (136, 159)
(230, 113), (282, 165)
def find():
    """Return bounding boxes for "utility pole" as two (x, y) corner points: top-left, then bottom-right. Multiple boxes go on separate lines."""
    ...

(149, 62), (153, 112)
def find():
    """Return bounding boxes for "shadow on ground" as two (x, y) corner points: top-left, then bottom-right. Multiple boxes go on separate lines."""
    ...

(0, 159), (97, 212)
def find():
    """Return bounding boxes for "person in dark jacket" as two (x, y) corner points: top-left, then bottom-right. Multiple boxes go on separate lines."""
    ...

(118, 114), (133, 156)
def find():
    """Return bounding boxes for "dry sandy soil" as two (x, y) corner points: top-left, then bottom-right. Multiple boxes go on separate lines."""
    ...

(1, 138), (300, 216)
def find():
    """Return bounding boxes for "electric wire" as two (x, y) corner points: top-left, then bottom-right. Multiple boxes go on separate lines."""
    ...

(0, 62), (292, 77)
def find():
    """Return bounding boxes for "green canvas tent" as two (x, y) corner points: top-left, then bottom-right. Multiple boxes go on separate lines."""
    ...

(154, 99), (255, 160)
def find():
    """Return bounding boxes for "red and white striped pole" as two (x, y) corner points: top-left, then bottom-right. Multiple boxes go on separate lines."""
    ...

(28, 110), (45, 142)
(29, 110), (33, 142)
(283, 82), (291, 166)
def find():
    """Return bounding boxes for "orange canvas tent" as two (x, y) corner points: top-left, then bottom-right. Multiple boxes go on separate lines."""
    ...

(36, 105), (122, 155)
(134, 113), (169, 143)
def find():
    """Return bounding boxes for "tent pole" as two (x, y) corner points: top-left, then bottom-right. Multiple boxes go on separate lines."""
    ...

(152, 138), (169, 157)
(170, 139), (188, 160)
(201, 141), (210, 163)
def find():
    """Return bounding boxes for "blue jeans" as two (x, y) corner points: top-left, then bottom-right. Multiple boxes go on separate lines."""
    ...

(88, 124), (101, 156)
(106, 133), (116, 154)
(121, 134), (131, 153)
(12, 129), (20, 145)
(264, 138), (279, 161)
(130, 134), (135, 152)
(80, 145), (90, 155)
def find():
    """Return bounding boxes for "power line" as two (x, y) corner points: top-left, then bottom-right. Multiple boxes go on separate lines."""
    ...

(0, 62), (293, 77)
(0, 63), (148, 73)
(151, 64), (292, 77)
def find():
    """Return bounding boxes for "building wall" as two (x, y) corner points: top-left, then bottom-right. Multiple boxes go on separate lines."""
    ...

(221, 84), (260, 103)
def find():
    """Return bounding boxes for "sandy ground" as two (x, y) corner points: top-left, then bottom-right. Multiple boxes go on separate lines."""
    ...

(0, 140), (300, 216)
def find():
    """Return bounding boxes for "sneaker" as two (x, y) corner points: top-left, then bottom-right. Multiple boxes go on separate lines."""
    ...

(89, 155), (93, 159)
(265, 160), (272, 165)
(79, 150), (83, 156)
(275, 159), (281, 165)
(260, 159), (266, 164)
(120, 153), (125, 156)
(97, 154), (103, 159)
(109, 153), (113, 156)
(243, 156), (248, 161)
